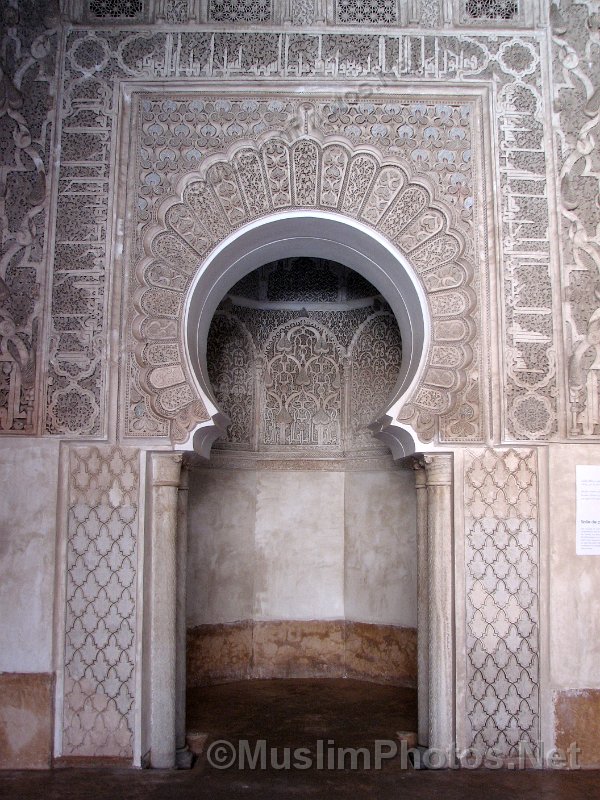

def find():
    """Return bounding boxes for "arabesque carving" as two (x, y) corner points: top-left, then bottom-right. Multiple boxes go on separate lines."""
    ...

(207, 311), (256, 446)
(262, 318), (343, 447)
(552, 0), (600, 438)
(0, 1), (57, 434)
(207, 294), (403, 452)
(44, 29), (557, 444)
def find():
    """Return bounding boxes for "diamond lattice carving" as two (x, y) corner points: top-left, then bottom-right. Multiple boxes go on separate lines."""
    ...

(62, 446), (139, 757)
(464, 447), (539, 757)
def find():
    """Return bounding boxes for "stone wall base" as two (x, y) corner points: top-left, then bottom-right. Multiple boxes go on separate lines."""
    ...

(0, 673), (54, 770)
(554, 689), (600, 768)
(187, 621), (417, 687)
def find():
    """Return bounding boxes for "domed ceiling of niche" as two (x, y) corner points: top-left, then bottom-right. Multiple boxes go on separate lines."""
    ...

(207, 257), (403, 453)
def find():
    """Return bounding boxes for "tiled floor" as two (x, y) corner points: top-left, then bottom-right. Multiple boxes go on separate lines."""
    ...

(1, 679), (597, 799)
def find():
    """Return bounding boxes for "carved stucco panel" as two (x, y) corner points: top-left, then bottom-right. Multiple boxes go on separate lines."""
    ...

(551, 0), (600, 439)
(62, 0), (447, 26)
(207, 296), (404, 453)
(127, 124), (480, 444)
(463, 447), (540, 757)
(62, 444), (140, 758)
(0, 1), (57, 435)
(45, 29), (557, 444)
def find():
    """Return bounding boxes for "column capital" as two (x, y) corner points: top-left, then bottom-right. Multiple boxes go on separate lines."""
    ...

(150, 452), (183, 487)
(423, 453), (453, 487)
(410, 455), (429, 488)
(178, 465), (189, 492)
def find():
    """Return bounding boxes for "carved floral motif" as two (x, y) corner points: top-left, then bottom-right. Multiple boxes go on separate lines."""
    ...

(130, 127), (477, 444)
(42, 29), (558, 444)
(552, 0), (600, 438)
(207, 296), (403, 452)
(0, 0), (57, 433)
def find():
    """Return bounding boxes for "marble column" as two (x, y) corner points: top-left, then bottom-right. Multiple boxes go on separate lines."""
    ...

(147, 452), (182, 769)
(424, 453), (454, 754)
(413, 459), (429, 747)
(175, 464), (193, 768)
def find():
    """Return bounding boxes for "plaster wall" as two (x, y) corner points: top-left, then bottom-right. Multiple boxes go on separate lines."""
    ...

(548, 444), (600, 690)
(0, 439), (59, 673)
(345, 469), (417, 627)
(187, 468), (256, 625)
(253, 470), (346, 621)
(186, 465), (417, 628)
(548, 444), (600, 766)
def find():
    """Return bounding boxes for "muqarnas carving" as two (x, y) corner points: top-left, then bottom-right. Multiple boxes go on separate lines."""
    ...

(207, 259), (403, 453)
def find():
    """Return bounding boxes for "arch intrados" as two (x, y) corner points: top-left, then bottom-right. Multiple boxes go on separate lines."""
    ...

(184, 211), (430, 455)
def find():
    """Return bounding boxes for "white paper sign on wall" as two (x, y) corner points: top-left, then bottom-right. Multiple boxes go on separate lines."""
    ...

(576, 465), (600, 555)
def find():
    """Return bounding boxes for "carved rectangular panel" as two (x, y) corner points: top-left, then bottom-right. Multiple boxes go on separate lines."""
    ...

(0, 2), (57, 435)
(463, 447), (540, 757)
(89, 0), (144, 17)
(461, 0), (519, 22)
(62, 445), (139, 757)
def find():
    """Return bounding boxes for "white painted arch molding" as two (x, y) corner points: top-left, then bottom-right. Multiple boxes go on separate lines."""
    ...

(131, 134), (476, 451)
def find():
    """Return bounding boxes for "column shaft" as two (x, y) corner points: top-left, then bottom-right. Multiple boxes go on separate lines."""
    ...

(425, 453), (454, 754)
(413, 461), (429, 747)
(148, 452), (182, 769)
(175, 466), (190, 763)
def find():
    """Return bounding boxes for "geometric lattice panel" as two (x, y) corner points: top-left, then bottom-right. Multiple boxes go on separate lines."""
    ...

(464, 0), (518, 19)
(209, 0), (272, 22)
(89, 0), (143, 17)
(62, 446), (139, 757)
(336, 0), (398, 24)
(464, 448), (539, 757)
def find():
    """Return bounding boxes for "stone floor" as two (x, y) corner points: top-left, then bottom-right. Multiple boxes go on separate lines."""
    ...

(187, 677), (419, 756)
(1, 679), (598, 799)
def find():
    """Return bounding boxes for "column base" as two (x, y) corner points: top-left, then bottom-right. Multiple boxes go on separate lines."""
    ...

(176, 745), (194, 770)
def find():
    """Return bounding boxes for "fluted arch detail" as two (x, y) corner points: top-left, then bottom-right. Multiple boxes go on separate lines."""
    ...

(132, 133), (475, 444)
